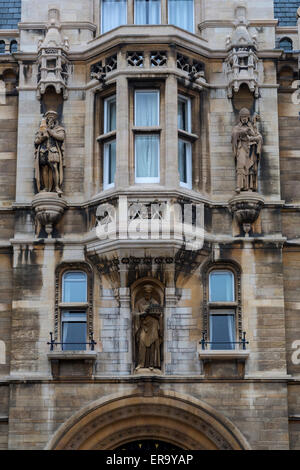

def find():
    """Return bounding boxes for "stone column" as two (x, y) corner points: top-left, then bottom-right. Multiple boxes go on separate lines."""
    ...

(115, 55), (129, 188)
(164, 73), (179, 188)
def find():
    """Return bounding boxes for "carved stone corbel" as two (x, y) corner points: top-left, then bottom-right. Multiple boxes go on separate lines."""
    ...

(32, 192), (67, 238)
(229, 192), (264, 236)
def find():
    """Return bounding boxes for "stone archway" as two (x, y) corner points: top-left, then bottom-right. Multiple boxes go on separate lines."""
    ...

(46, 391), (250, 450)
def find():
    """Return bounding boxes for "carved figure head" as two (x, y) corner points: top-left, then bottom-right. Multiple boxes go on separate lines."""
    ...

(45, 110), (58, 128)
(143, 284), (154, 301)
(239, 107), (250, 124)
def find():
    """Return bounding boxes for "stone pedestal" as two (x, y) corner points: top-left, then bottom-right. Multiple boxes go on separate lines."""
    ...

(32, 192), (67, 238)
(229, 192), (264, 236)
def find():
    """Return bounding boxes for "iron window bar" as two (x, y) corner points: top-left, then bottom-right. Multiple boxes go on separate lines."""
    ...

(200, 331), (249, 351)
(47, 331), (97, 351)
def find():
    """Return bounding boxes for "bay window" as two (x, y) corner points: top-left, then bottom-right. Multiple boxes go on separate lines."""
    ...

(101, 0), (127, 33)
(208, 270), (236, 350)
(134, 0), (161, 24)
(168, 0), (194, 33)
(134, 90), (160, 183)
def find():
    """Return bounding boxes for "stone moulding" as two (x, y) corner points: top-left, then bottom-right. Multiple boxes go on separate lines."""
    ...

(228, 192), (264, 236)
(32, 191), (67, 238)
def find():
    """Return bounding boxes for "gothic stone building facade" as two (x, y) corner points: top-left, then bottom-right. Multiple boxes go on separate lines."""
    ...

(0, 0), (300, 451)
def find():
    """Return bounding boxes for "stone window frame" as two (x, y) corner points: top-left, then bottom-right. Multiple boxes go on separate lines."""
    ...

(128, 79), (165, 186)
(94, 0), (199, 36)
(202, 261), (242, 347)
(54, 262), (94, 346)
(95, 84), (117, 193)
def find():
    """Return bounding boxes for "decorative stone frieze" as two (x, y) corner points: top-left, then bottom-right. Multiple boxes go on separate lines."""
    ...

(150, 51), (167, 67)
(228, 192), (264, 236)
(127, 51), (144, 67)
(36, 8), (70, 100)
(176, 53), (205, 81)
(90, 53), (118, 82)
(224, 4), (263, 98)
(32, 191), (67, 237)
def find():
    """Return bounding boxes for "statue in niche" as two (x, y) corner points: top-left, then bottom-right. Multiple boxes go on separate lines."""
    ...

(34, 110), (65, 194)
(232, 108), (263, 193)
(134, 284), (163, 371)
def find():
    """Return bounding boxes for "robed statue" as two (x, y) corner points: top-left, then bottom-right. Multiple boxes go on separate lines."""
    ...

(34, 110), (65, 194)
(134, 284), (163, 371)
(232, 108), (263, 193)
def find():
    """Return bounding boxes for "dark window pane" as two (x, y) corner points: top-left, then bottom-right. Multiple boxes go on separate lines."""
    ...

(63, 272), (87, 303)
(210, 314), (235, 350)
(209, 271), (234, 302)
(62, 312), (87, 351)
(279, 38), (293, 52)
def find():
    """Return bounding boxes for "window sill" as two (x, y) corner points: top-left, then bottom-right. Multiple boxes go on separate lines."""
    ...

(178, 129), (198, 141)
(97, 130), (116, 142)
(48, 351), (97, 360)
(59, 302), (89, 308)
(48, 351), (97, 379)
(198, 350), (250, 360)
(132, 126), (162, 133)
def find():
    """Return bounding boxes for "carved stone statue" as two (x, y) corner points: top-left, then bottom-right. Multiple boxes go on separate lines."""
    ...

(134, 284), (163, 371)
(34, 111), (65, 194)
(232, 108), (263, 193)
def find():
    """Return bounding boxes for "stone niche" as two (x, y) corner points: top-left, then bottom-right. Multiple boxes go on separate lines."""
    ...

(131, 278), (164, 375)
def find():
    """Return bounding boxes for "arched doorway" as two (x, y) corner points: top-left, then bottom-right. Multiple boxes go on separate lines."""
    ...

(46, 391), (250, 450)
